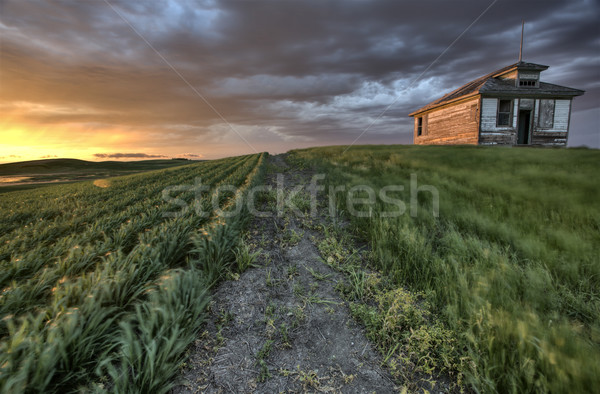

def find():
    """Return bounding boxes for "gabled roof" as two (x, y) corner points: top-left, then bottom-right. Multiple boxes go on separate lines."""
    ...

(409, 61), (584, 116)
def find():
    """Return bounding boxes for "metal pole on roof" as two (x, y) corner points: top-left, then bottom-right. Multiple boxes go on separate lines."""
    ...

(519, 20), (524, 63)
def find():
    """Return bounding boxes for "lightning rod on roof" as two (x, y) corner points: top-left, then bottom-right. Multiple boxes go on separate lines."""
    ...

(519, 20), (524, 63)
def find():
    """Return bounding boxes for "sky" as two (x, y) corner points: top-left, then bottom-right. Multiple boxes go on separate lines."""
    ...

(1, 0), (599, 162)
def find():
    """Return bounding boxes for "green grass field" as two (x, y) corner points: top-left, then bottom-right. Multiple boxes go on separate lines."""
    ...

(0, 158), (195, 194)
(1, 146), (598, 393)
(0, 153), (266, 392)
(290, 145), (600, 393)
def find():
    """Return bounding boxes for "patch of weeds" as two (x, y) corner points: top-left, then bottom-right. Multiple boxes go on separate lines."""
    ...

(278, 368), (293, 377)
(265, 317), (277, 338)
(256, 339), (274, 382)
(286, 264), (299, 280)
(257, 360), (271, 383)
(265, 302), (277, 317)
(291, 191), (312, 214)
(234, 240), (261, 272)
(302, 292), (338, 307)
(277, 366), (322, 389)
(336, 268), (383, 302)
(258, 233), (269, 249)
(348, 269), (366, 300)
(255, 187), (277, 207)
(256, 339), (274, 361)
(262, 253), (272, 266)
(291, 306), (306, 328)
(306, 266), (332, 281)
(282, 228), (303, 247)
(297, 367), (321, 389)
(265, 268), (279, 288)
(348, 287), (463, 391)
(301, 218), (322, 232)
(283, 365), (323, 390)
(279, 323), (291, 348)
(215, 309), (233, 347)
(317, 229), (362, 273)
(293, 283), (305, 297)
(341, 370), (355, 384)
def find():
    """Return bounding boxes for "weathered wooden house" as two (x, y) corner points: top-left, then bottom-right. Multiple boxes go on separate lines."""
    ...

(409, 61), (584, 146)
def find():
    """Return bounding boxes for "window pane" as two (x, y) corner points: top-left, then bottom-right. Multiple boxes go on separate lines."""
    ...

(498, 113), (510, 126)
(499, 100), (512, 112)
(539, 99), (555, 128)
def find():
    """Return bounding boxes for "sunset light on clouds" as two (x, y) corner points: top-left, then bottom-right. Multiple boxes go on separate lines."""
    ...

(1, 0), (598, 163)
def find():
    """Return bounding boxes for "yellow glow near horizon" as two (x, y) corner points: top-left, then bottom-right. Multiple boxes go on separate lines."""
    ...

(0, 125), (163, 163)
(0, 123), (231, 163)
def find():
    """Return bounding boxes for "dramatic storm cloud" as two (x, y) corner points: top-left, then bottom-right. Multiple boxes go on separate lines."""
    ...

(1, 0), (598, 161)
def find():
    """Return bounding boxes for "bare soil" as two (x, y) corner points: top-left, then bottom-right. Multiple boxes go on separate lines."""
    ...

(173, 154), (398, 393)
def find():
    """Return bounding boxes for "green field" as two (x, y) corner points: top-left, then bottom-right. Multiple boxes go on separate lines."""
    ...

(0, 158), (195, 194)
(1, 146), (598, 393)
(290, 145), (600, 393)
(0, 153), (265, 392)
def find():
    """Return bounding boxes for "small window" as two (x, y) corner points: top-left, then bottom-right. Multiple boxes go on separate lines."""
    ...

(497, 99), (512, 126)
(519, 80), (537, 87)
(417, 117), (423, 136)
(538, 99), (555, 129)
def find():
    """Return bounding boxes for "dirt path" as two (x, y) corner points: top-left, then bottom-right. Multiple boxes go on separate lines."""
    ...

(173, 154), (397, 393)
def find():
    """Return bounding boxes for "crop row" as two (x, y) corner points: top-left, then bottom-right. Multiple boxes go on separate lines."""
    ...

(0, 155), (256, 325)
(0, 153), (266, 392)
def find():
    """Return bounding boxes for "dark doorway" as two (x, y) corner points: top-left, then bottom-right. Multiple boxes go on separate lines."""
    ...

(517, 110), (531, 145)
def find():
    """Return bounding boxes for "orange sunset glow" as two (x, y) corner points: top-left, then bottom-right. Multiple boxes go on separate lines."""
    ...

(1, 0), (598, 164)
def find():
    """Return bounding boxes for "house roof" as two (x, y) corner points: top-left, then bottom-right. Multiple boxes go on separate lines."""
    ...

(409, 61), (585, 116)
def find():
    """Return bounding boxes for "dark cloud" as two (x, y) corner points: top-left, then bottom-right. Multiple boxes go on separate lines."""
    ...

(1, 0), (598, 154)
(94, 153), (167, 159)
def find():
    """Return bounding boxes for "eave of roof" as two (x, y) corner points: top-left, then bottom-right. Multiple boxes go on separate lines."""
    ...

(481, 79), (585, 96)
(409, 61), (583, 117)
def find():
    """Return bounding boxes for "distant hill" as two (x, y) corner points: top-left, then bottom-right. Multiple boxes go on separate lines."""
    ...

(0, 158), (194, 176)
(0, 158), (199, 193)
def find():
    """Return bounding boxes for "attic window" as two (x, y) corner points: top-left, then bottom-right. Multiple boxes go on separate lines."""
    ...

(497, 99), (512, 126)
(519, 80), (537, 87)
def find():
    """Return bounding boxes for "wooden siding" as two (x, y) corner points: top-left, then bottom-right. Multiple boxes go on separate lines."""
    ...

(479, 131), (515, 145)
(480, 98), (498, 131)
(414, 97), (479, 145)
(499, 70), (518, 79)
(529, 99), (571, 146)
(480, 98), (518, 132)
(530, 132), (568, 145)
(533, 99), (570, 132)
(479, 97), (527, 145)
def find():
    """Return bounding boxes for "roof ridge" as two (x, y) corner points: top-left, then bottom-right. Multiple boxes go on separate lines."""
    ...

(409, 61), (559, 116)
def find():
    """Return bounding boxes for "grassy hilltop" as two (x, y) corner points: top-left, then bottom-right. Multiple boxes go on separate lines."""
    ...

(290, 145), (600, 392)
